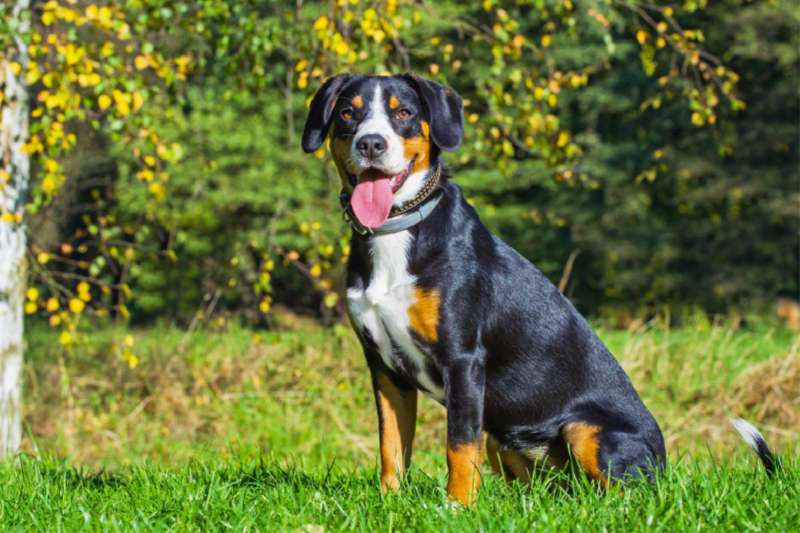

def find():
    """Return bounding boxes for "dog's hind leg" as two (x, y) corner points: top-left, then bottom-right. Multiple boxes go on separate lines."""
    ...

(485, 434), (534, 485)
(563, 421), (665, 486)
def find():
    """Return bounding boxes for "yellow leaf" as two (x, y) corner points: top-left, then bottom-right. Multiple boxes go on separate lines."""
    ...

(69, 298), (85, 313)
(310, 264), (322, 277)
(324, 293), (338, 308)
(26, 69), (41, 85)
(38, 252), (50, 264)
(79, 291), (91, 302)
(9, 62), (21, 75)
(26, 287), (39, 301)
(77, 281), (90, 293)
(117, 99), (130, 116)
(373, 29), (386, 43)
(24, 301), (38, 314)
(298, 77), (308, 89)
(295, 59), (308, 72)
(98, 94), (111, 110)
(124, 334), (134, 347)
(636, 31), (648, 44)
(429, 63), (439, 75)
(60, 330), (72, 345)
(259, 301), (271, 313)
(656, 22), (668, 33)
(468, 113), (479, 124)
(45, 159), (58, 173)
(541, 35), (551, 47)
(334, 41), (349, 56)
(144, 155), (156, 167)
(50, 315), (61, 327)
(557, 131), (569, 147)
(41, 174), (56, 194)
(548, 93), (557, 107)
(132, 92), (144, 111)
(128, 354), (138, 368)
(148, 183), (166, 199)
(534, 87), (544, 100)
(47, 298), (59, 312)
(656, 37), (666, 49)
(313, 16), (329, 30)
(135, 56), (148, 70)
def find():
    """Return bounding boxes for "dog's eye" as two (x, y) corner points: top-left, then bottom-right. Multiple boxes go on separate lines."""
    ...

(397, 109), (411, 119)
(341, 109), (353, 120)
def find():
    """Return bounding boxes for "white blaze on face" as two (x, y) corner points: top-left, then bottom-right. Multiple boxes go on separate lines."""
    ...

(351, 84), (406, 177)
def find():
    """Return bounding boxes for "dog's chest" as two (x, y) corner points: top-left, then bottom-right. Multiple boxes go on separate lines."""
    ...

(346, 232), (445, 403)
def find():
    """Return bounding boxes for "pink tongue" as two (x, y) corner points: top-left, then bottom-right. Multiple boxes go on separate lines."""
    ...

(351, 170), (394, 228)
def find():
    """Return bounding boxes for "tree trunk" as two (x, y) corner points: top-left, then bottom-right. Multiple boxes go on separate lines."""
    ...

(0, 0), (30, 459)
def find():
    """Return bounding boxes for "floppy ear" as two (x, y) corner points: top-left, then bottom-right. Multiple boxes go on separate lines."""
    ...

(400, 73), (464, 152)
(301, 73), (350, 153)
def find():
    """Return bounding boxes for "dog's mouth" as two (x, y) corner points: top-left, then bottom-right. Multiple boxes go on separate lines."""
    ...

(348, 159), (415, 229)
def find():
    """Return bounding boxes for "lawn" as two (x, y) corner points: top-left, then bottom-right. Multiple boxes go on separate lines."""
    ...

(2, 455), (798, 532)
(5, 313), (799, 531)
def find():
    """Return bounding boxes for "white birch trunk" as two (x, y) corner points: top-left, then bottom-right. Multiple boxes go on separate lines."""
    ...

(0, 0), (30, 458)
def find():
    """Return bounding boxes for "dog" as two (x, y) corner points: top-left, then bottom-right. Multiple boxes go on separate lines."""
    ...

(301, 73), (669, 506)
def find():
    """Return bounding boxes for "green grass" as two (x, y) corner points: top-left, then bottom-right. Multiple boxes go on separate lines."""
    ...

(8, 314), (800, 531)
(2, 455), (798, 532)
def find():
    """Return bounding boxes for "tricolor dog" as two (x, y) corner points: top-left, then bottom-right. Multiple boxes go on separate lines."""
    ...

(302, 73), (669, 506)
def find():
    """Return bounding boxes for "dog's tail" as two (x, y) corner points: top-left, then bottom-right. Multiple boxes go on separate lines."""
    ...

(728, 417), (779, 478)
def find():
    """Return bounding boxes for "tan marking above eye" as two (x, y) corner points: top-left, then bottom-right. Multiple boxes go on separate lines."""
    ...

(389, 95), (400, 109)
(352, 95), (363, 108)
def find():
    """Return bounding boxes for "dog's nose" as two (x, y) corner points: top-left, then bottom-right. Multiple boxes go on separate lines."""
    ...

(357, 134), (387, 160)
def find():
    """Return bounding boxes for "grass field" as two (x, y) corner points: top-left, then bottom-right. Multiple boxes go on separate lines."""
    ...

(7, 313), (800, 531)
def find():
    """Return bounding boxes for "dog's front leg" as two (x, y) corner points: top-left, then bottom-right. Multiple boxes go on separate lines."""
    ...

(371, 371), (418, 492)
(443, 356), (485, 506)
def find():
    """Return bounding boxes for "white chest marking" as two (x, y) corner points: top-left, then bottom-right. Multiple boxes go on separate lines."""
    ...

(347, 231), (445, 402)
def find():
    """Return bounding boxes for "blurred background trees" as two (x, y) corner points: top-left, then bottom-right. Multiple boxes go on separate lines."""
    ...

(7, 0), (799, 335)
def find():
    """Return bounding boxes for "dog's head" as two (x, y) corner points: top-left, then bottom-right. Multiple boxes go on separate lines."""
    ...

(302, 73), (463, 228)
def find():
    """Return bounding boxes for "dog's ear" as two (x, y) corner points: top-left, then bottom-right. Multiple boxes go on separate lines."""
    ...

(302, 73), (350, 153)
(400, 73), (463, 152)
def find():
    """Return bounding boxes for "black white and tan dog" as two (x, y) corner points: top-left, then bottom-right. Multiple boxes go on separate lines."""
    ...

(301, 73), (776, 506)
